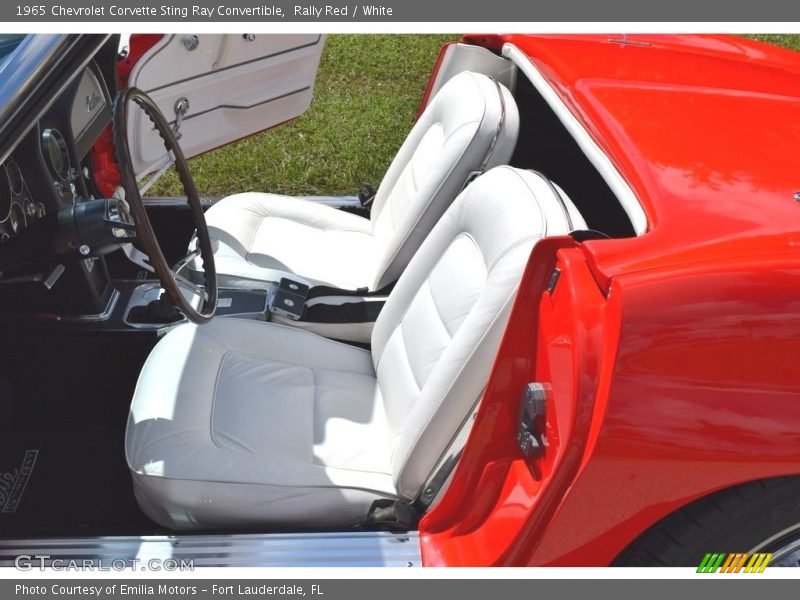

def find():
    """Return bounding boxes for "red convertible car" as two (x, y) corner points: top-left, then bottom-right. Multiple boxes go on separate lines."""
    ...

(0, 33), (798, 568)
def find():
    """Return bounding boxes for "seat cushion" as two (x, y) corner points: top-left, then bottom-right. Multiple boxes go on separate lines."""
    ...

(203, 193), (376, 290)
(125, 318), (396, 530)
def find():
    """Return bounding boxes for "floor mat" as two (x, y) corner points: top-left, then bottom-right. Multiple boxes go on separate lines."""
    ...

(0, 422), (155, 537)
(0, 331), (160, 538)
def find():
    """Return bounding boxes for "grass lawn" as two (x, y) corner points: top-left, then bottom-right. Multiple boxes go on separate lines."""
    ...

(150, 33), (800, 197)
(748, 34), (800, 51)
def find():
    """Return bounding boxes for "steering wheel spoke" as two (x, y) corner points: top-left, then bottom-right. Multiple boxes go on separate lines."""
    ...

(171, 247), (201, 275)
(121, 243), (155, 273)
(113, 87), (217, 324)
(171, 269), (209, 303)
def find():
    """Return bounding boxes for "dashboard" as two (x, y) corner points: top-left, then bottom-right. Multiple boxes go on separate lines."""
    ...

(0, 158), (42, 243)
(0, 40), (121, 319)
(0, 61), (112, 249)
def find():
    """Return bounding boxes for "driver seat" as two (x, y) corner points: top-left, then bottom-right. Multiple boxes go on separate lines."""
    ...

(192, 71), (519, 291)
(125, 166), (585, 530)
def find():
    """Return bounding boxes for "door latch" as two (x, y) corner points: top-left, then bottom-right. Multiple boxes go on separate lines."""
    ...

(172, 98), (190, 139)
(517, 382), (547, 458)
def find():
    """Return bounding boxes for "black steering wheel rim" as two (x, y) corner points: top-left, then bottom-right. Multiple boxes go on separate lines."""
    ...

(112, 87), (217, 324)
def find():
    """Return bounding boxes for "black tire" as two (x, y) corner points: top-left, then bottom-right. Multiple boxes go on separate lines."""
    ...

(613, 476), (800, 566)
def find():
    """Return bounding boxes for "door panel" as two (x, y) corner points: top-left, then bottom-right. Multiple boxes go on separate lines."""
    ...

(126, 34), (325, 178)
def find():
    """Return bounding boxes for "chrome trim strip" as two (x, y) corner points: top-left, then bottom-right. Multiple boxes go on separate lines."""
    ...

(502, 43), (648, 236)
(416, 389), (484, 510)
(59, 288), (120, 322)
(460, 77), (507, 192)
(479, 78), (507, 174)
(0, 35), (111, 166)
(527, 169), (574, 231)
(299, 195), (362, 208)
(142, 196), (362, 209)
(30, 287), (120, 323)
(0, 531), (421, 568)
(142, 196), (220, 207)
(138, 35), (324, 96)
(122, 281), (205, 330)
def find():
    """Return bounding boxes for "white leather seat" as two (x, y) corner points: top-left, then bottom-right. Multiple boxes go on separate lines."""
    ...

(196, 71), (520, 290)
(126, 167), (585, 530)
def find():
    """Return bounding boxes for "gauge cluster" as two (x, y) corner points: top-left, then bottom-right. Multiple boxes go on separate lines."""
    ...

(0, 158), (45, 245)
(0, 62), (114, 251)
(0, 60), (114, 255)
(0, 36), (123, 320)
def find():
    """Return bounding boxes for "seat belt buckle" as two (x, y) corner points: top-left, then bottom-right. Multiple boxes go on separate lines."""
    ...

(269, 278), (310, 321)
(357, 183), (377, 209)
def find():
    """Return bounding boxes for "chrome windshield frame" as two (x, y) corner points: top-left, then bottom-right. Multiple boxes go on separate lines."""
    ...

(0, 34), (111, 165)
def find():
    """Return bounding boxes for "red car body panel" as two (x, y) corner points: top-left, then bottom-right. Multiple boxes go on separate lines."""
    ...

(419, 35), (800, 566)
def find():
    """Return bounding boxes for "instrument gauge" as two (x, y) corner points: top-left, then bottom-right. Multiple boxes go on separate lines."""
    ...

(41, 128), (71, 181)
(8, 203), (24, 234)
(0, 164), (10, 223)
(6, 159), (23, 196)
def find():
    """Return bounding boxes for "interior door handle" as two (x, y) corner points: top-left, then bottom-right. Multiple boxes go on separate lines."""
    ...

(172, 98), (190, 139)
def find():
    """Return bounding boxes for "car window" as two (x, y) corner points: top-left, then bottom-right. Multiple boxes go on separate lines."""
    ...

(0, 35), (27, 68)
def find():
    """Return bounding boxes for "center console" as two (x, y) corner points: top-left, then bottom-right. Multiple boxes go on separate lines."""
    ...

(120, 274), (386, 344)
(123, 281), (272, 329)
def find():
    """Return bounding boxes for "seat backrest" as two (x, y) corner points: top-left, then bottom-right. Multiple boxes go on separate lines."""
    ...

(367, 71), (520, 291)
(371, 166), (586, 500)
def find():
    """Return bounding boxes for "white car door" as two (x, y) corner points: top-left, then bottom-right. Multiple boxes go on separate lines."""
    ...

(125, 34), (326, 178)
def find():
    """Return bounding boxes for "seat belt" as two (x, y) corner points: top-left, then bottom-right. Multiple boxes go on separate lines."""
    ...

(357, 183), (377, 209)
(306, 281), (394, 300)
(270, 277), (394, 322)
(303, 299), (385, 324)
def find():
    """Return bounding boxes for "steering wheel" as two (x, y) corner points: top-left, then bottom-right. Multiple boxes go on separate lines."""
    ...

(112, 87), (217, 324)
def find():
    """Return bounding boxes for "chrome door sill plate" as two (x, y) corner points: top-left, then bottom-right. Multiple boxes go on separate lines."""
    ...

(0, 531), (421, 568)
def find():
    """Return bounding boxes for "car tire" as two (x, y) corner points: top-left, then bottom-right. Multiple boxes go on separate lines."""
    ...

(613, 476), (800, 567)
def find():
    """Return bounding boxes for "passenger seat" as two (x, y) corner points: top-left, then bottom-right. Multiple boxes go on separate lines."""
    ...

(192, 71), (520, 291)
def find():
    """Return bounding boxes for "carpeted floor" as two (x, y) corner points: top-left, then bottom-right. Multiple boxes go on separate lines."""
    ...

(0, 330), (160, 537)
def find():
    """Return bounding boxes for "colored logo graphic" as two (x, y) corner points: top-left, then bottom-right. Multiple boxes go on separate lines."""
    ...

(697, 552), (773, 573)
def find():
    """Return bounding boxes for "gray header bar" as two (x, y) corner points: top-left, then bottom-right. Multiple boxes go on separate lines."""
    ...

(0, 579), (794, 600)
(3, 0), (800, 22)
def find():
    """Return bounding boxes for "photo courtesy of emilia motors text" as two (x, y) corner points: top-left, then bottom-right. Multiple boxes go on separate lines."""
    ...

(1, 0), (800, 596)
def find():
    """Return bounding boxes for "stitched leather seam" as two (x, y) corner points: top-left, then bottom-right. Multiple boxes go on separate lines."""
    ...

(426, 233), (485, 339)
(372, 225), (459, 371)
(396, 323), (423, 392)
(502, 165), (549, 236)
(393, 287), (519, 499)
(423, 278), (454, 341)
(374, 125), (483, 290)
(209, 351), (233, 451)
(309, 366), (319, 465)
(247, 217), (268, 255)
(487, 234), (540, 272)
